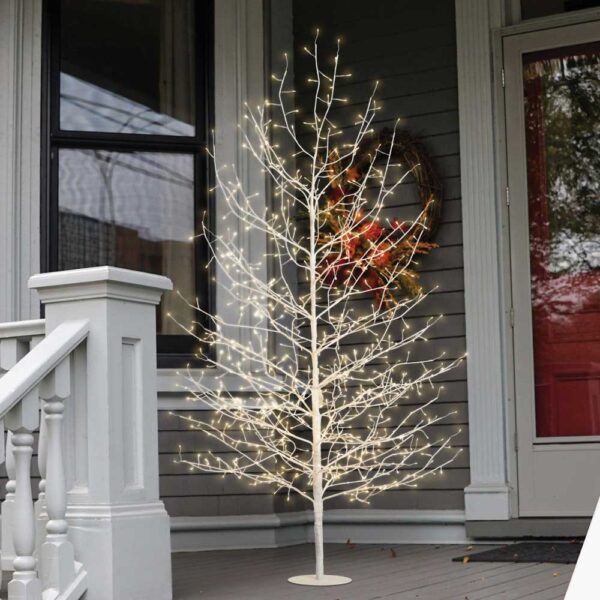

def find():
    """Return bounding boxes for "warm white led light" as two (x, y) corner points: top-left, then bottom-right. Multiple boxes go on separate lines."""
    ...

(171, 37), (463, 585)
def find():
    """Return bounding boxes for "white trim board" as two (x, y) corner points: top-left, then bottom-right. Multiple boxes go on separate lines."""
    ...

(157, 0), (280, 395)
(0, 0), (42, 323)
(170, 510), (470, 552)
(455, 0), (514, 521)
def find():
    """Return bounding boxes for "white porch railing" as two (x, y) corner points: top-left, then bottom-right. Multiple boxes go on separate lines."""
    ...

(0, 318), (88, 599)
(0, 267), (173, 600)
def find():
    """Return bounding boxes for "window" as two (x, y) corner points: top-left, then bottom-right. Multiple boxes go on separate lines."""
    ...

(42, 0), (214, 367)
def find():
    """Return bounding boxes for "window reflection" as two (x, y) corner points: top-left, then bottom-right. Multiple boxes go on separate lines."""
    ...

(524, 43), (600, 437)
(59, 0), (196, 135)
(58, 150), (196, 335)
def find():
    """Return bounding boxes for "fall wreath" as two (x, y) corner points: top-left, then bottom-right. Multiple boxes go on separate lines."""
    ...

(318, 128), (443, 306)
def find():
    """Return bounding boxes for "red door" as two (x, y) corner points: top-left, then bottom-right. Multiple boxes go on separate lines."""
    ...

(523, 43), (600, 439)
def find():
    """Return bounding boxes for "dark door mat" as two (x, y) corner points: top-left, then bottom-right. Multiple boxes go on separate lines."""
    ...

(453, 542), (582, 564)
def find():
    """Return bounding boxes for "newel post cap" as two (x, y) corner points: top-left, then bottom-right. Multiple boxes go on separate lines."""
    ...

(29, 266), (173, 305)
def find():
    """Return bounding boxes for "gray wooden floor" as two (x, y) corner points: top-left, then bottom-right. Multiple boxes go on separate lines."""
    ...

(172, 543), (574, 600)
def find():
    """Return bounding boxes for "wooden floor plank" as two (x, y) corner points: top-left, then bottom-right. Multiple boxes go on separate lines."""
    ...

(463, 565), (573, 600)
(381, 562), (537, 598)
(171, 544), (574, 600)
(395, 563), (552, 599)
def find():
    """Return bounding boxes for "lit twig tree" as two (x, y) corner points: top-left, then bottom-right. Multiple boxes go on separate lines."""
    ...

(175, 38), (462, 586)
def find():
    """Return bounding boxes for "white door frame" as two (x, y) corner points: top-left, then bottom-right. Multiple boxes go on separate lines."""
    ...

(504, 19), (600, 517)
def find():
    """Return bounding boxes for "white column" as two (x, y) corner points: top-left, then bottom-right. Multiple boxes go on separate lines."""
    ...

(456, 0), (512, 521)
(29, 266), (173, 600)
(0, 0), (42, 322)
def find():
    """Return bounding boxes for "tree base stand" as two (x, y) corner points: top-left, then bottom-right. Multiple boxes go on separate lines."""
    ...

(288, 574), (352, 586)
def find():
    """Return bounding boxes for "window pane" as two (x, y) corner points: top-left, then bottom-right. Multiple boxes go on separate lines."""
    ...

(521, 0), (600, 20)
(60, 0), (195, 135)
(58, 149), (196, 336)
(523, 44), (600, 437)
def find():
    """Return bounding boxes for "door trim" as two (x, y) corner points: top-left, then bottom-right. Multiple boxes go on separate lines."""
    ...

(504, 20), (600, 517)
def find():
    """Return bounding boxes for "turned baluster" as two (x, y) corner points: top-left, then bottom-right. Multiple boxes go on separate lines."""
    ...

(41, 358), (75, 593)
(34, 409), (48, 563)
(1, 338), (21, 572)
(34, 333), (49, 559)
(37, 417), (47, 503)
(2, 432), (17, 571)
(7, 388), (42, 600)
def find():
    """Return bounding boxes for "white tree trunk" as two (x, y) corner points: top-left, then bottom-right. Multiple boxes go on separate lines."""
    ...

(311, 383), (324, 579)
(309, 140), (324, 578)
(313, 483), (324, 579)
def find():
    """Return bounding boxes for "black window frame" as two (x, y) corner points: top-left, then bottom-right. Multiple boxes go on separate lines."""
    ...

(41, 0), (215, 368)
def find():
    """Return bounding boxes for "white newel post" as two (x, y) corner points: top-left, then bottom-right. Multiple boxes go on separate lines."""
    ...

(29, 267), (174, 600)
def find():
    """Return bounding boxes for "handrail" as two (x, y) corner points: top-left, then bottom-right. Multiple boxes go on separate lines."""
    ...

(0, 319), (45, 339)
(0, 319), (89, 418)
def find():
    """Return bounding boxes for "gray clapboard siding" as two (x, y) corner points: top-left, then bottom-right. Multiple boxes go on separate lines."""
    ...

(335, 68), (459, 106)
(161, 468), (470, 498)
(421, 276), (464, 296)
(163, 446), (470, 474)
(327, 489), (466, 510)
(292, 0), (466, 513)
(323, 0), (455, 30)
(160, 409), (280, 515)
(163, 495), (287, 517)
(159, 0), (466, 519)
(329, 88), (459, 126)
(162, 425), (467, 455)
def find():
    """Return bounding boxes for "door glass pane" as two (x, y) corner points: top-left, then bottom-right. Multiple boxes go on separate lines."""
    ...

(521, 0), (600, 20)
(59, 0), (195, 135)
(58, 149), (196, 336)
(523, 43), (600, 437)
